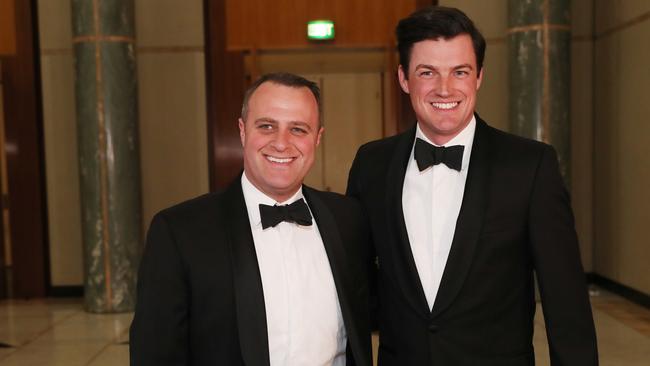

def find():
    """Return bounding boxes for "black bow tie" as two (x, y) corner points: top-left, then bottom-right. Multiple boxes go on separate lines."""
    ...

(414, 138), (464, 172)
(259, 198), (313, 229)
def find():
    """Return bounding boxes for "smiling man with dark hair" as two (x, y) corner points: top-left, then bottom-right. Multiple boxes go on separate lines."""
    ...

(347, 6), (598, 366)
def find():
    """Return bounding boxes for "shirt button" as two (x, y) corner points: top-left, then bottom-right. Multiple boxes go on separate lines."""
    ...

(428, 323), (440, 333)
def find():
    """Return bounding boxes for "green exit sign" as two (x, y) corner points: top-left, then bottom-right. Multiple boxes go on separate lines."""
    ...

(307, 20), (335, 40)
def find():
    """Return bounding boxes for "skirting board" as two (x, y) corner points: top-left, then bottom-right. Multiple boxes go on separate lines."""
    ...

(588, 273), (650, 309)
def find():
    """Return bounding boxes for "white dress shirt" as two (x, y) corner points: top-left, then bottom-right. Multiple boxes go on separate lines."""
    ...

(402, 116), (476, 310)
(241, 173), (347, 366)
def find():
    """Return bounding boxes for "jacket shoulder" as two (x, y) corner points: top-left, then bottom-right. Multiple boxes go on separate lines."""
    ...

(152, 191), (224, 228)
(306, 187), (363, 214)
(356, 130), (410, 158)
(480, 120), (553, 160)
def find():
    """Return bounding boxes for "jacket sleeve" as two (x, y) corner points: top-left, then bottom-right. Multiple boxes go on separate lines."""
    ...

(346, 146), (364, 200)
(129, 212), (189, 366)
(528, 146), (599, 365)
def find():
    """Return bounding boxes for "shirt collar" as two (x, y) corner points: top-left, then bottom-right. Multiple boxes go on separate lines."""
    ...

(415, 115), (476, 147)
(241, 171), (305, 227)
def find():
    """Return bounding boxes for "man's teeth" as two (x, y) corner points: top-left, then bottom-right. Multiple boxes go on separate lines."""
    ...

(431, 102), (459, 110)
(267, 156), (293, 163)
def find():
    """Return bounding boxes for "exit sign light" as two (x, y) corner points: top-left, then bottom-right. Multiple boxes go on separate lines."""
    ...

(308, 20), (335, 40)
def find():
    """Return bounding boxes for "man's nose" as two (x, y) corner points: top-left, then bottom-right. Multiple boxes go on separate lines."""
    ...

(271, 129), (290, 150)
(436, 76), (451, 97)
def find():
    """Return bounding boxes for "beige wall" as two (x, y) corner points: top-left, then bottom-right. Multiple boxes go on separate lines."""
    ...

(570, 0), (595, 272)
(593, 1), (650, 294)
(135, 0), (209, 227)
(37, 0), (208, 287)
(38, 0), (82, 286)
(571, 0), (595, 272)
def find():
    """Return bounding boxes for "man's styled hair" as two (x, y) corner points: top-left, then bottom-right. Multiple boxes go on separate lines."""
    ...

(396, 6), (486, 77)
(241, 72), (323, 126)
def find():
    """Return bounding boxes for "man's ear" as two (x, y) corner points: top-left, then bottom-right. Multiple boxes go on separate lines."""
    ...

(476, 67), (484, 91)
(397, 65), (410, 94)
(315, 126), (324, 147)
(238, 118), (246, 146)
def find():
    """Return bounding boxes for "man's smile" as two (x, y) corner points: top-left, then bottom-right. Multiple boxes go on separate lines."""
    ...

(430, 101), (460, 110)
(265, 154), (296, 164)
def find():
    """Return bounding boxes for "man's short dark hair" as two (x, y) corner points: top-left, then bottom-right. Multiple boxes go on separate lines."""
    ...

(241, 72), (322, 126)
(396, 6), (486, 77)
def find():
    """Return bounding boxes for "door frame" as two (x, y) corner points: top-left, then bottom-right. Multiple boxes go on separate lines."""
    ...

(0, 0), (50, 298)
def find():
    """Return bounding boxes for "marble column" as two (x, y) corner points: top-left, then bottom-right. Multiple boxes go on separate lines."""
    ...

(72, 0), (141, 313)
(508, 0), (571, 186)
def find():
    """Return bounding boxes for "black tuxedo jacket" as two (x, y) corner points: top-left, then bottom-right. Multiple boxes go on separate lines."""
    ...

(347, 116), (598, 365)
(130, 179), (372, 366)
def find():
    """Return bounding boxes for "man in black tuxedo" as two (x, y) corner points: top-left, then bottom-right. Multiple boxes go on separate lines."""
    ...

(347, 6), (598, 366)
(130, 73), (371, 366)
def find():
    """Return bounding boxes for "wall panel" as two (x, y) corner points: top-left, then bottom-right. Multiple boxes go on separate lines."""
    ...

(38, 0), (82, 287)
(226, 0), (415, 49)
(570, 0), (595, 271)
(136, 0), (208, 226)
(0, 0), (16, 55)
(594, 3), (650, 294)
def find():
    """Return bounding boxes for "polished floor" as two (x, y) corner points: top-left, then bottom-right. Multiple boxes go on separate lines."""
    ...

(0, 287), (648, 365)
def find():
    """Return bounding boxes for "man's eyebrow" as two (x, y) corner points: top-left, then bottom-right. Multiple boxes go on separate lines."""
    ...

(453, 63), (474, 70)
(414, 63), (474, 70)
(414, 64), (435, 70)
(290, 121), (313, 131)
(254, 117), (278, 124)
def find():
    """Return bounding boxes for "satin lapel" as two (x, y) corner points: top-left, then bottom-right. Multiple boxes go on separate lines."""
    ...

(303, 187), (368, 366)
(430, 117), (490, 318)
(385, 127), (431, 318)
(223, 180), (270, 366)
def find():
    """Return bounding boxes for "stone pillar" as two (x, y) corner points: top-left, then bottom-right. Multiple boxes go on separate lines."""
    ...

(72, 0), (141, 313)
(508, 0), (571, 185)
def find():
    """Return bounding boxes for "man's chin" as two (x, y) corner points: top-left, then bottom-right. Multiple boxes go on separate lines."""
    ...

(263, 180), (302, 198)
